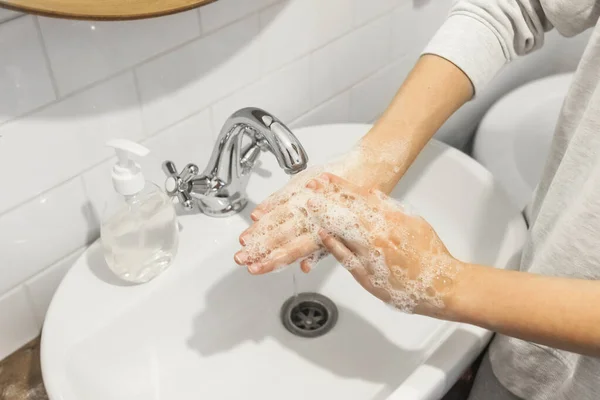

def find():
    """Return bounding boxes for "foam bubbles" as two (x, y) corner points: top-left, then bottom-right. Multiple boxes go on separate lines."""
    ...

(242, 140), (458, 313)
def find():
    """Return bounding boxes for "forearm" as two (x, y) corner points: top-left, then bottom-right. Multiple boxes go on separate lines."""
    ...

(358, 55), (473, 193)
(442, 263), (600, 357)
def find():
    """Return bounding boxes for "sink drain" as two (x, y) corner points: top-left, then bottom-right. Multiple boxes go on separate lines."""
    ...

(280, 293), (338, 338)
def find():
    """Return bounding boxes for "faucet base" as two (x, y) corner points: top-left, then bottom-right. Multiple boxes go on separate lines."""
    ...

(197, 197), (248, 218)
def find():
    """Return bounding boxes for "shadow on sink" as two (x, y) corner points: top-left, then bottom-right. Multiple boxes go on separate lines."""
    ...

(186, 262), (422, 387)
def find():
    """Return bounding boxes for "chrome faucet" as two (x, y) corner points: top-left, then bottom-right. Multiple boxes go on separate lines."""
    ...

(162, 107), (309, 217)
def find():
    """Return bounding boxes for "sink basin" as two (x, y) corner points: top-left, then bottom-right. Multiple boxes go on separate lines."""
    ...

(41, 124), (527, 400)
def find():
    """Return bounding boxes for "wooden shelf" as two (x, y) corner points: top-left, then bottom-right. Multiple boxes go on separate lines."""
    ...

(0, 0), (217, 20)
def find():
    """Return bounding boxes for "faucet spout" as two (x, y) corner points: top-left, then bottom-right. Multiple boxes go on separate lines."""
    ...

(163, 107), (309, 217)
(209, 108), (308, 179)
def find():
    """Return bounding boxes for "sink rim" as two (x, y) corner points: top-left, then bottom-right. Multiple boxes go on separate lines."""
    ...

(41, 123), (528, 400)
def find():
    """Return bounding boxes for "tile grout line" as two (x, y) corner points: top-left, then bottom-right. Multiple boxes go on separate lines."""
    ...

(291, 53), (409, 125)
(0, 100), (214, 220)
(0, 12), (25, 24)
(0, 4), (409, 215)
(0, 3), (402, 131)
(0, 51), (406, 219)
(32, 16), (61, 99)
(131, 69), (149, 137)
(198, 0), (286, 37)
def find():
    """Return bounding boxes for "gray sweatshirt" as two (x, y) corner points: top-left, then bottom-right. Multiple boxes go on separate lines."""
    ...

(423, 1), (600, 399)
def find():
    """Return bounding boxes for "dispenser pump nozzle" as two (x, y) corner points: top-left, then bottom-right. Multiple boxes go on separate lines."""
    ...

(107, 139), (150, 196)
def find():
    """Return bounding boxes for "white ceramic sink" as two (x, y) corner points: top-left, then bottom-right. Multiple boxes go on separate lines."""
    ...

(42, 124), (527, 400)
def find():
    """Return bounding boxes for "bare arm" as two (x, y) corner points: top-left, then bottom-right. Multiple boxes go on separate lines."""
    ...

(308, 175), (600, 358)
(237, 0), (553, 274)
(359, 54), (473, 193)
(445, 264), (600, 356)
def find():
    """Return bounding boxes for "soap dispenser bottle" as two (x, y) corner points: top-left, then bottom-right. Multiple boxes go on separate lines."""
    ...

(101, 139), (179, 283)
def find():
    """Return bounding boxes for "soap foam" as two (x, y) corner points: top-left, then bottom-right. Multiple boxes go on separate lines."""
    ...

(304, 183), (458, 313)
(241, 141), (459, 313)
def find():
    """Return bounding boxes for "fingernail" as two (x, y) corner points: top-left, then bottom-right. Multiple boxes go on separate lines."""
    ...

(248, 263), (261, 273)
(250, 211), (260, 220)
(234, 252), (247, 264)
(306, 180), (317, 189)
(239, 236), (247, 246)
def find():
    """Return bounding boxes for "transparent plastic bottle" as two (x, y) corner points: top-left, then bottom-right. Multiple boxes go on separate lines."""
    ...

(100, 140), (178, 283)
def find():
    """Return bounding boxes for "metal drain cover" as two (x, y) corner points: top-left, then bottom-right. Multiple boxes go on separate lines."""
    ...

(280, 292), (338, 338)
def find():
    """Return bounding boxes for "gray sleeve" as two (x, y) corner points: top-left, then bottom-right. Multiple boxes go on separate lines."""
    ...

(422, 0), (553, 94)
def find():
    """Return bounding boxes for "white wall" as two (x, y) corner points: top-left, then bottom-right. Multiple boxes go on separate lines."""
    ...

(0, 0), (590, 359)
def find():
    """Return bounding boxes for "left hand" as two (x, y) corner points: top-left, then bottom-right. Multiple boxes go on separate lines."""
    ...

(304, 173), (461, 314)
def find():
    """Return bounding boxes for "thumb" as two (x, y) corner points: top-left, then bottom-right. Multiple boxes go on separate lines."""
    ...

(317, 229), (361, 270)
(307, 197), (371, 258)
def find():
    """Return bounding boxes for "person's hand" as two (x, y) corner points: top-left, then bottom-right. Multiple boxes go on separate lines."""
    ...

(234, 165), (328, 274)
(305, 173), (462, 314)
(234, 143), (397, 274)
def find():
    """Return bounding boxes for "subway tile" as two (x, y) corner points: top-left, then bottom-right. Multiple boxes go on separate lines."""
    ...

(212, 56), (310, 132)
(136, 15), (260, 134)
(290, 91), (351, 129)
(310, 14), (392, 106)
(82, 109), (214, 220)
(0, 16), (56, 125)
(352, 0), (397, 27)
(198, 0), (278, 33)
(0, 73), (142, 214)
(349, 58), (412, 123)
(38, 11), (200, 95)
(259, 0), (353, 73)
(0, 286), (39, 360)
(0, 8), (22, 23)
(24, 248), (85, 326)
(0, 179), (94, 296)
(391, 0), (451, 60)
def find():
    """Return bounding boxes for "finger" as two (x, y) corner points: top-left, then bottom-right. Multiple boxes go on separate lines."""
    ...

(240, 207), (291, 245)
(300, 249), (328, 273)
(307, 198), (371, 258)
(248, 235), (319, 274)
(318, 230), (361, 270)
(300, 259), (312, 273)
(250, 189), (294, 221)
(250, 193), (279, 221)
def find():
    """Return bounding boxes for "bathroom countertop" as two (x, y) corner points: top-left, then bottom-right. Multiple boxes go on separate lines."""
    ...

(0, 337), (481, 400)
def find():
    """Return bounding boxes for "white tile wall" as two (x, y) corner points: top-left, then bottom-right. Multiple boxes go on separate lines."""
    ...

(136, 15), (261, 134)
(309, 14), (392, 105)
(0, 16), (56, 125)
(391, 0), (452, 60)
(0, 178), (94, 295)
(198, 0), (278, 33)
(352, 0), (397, 27)
(259, 0), (354, 73)
(0, 73), (142, 214)
(349, 57), (412, 123)
(0, 0), (588, 359)
(290, 91), (351, 129)
(38, 11), (201, 95)
(0, 8), (21, 23)
(212, 56), (311, 131)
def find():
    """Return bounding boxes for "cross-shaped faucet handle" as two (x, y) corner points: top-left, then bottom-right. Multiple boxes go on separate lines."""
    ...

(162, 161), (200, 209)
